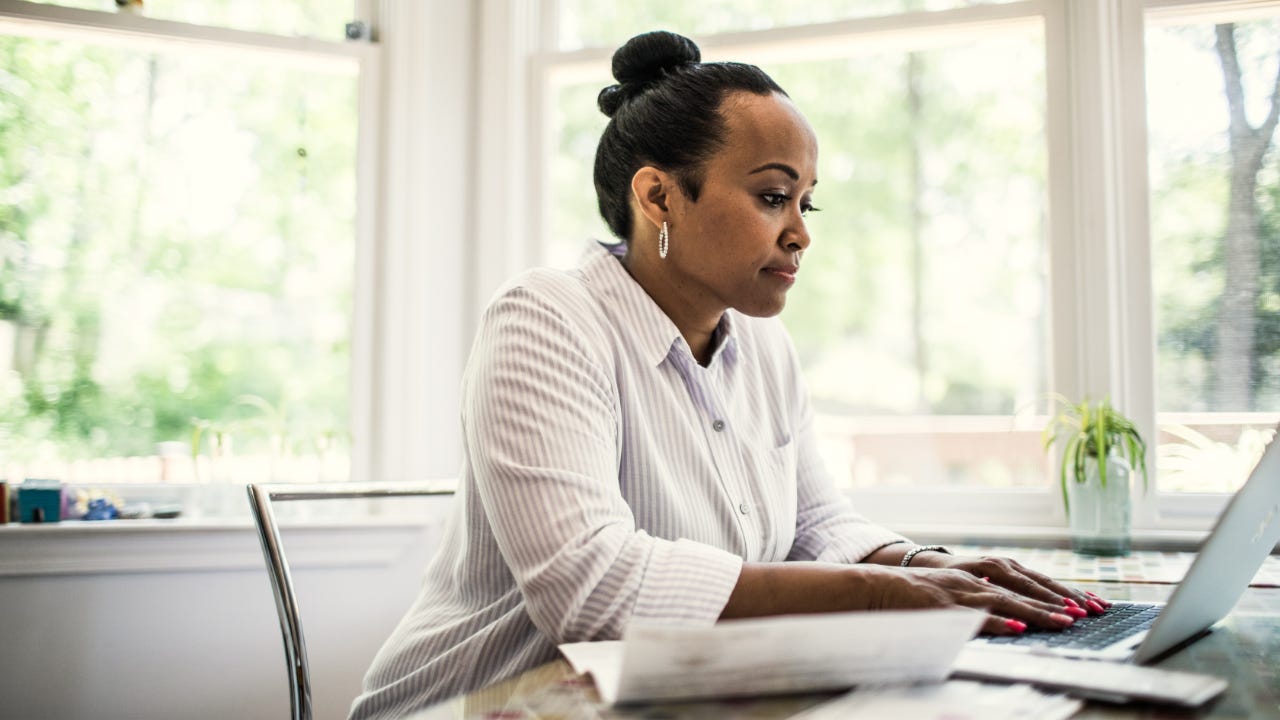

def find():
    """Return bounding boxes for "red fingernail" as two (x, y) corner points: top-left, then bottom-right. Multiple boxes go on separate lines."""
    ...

(1050, 612), (1075, 626)
(1086, 592), (1112, 606)
(1062, 597), (1079, 608)
(1063, 606), (1088, 618)
(1004, 619), (1027, 633)
(981, 576), (990, 582)
(1086, 599), (1105, 614)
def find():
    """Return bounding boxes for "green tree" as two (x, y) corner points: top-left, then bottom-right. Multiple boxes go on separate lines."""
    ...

(1211, 24), (1280, 410)
(0, 32), (355, 464)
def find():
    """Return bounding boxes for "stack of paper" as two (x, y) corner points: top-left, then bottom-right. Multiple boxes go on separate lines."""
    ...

(791, 680), (1082, 720)
(559, 607), (985, 705)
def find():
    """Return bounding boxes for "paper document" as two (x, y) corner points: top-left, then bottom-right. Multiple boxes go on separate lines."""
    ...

(791, 679), (1082, 720)
(559, 607), (984, 704)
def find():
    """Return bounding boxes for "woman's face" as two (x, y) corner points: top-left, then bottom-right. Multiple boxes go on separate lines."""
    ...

(666, 91), (819, 319)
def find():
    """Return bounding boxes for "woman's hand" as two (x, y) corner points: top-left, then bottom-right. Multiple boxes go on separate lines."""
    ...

(902, 552), (1112, 632)
(859, 563), (1084, 635)
(721, 558), (1112, 636)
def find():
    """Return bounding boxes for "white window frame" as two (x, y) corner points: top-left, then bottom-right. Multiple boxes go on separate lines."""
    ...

(479, 0), (1280, 539)
(0, 0), (478, 489)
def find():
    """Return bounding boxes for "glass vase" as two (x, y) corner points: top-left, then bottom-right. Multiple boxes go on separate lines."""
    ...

(1066, 452), (1132, 556)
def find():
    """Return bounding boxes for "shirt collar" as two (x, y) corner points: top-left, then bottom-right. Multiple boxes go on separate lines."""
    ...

(583, 243), (740, 369)
(709, 313), (740, 367)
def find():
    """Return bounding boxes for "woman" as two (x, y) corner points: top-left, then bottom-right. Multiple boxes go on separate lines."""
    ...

(349, 30), (1103, 719)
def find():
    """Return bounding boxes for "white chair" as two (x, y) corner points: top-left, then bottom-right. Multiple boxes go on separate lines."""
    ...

(246, 482), (454, 720)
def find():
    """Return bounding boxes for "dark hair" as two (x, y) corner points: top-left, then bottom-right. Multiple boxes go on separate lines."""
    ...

(593, 31), (786, 241)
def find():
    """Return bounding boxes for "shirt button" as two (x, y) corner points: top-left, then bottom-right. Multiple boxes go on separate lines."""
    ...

(738, 502), (750, 515)
(712, 419), (726, 432)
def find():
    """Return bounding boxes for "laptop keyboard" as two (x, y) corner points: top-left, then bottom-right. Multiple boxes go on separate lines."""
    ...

(984, 603), (1163, 650)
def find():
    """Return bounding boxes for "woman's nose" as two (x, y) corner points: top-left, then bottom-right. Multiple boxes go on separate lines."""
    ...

(783, 219), (811, 252)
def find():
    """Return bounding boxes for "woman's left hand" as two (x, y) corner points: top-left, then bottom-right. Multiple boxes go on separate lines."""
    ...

(910, 552), (1110, 616)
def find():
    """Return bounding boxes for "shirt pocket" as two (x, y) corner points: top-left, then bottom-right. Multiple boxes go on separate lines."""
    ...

(769, 433), (797, 481)
(760, 434), (798, 561)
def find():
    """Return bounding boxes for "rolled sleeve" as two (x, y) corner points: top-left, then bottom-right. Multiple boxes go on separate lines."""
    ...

(632, 538), (744, 625)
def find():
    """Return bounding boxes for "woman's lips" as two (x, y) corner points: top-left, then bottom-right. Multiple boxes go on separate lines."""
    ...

(764, 267), (798, 284)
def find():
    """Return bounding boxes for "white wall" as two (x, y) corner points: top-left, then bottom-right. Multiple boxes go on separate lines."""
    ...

(0, 503), (449, 720)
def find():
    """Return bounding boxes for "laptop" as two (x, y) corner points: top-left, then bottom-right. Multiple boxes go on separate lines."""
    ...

(970, 424), (1280, 665)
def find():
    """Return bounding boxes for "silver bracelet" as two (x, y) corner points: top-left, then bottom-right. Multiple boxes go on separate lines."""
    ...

(900, 544), (952, 567)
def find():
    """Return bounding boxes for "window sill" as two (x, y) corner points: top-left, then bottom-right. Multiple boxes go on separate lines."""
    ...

(0, 511), (447, 577)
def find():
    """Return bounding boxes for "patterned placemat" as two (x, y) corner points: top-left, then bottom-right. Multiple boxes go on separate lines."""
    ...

(952, 545), (1280, 587)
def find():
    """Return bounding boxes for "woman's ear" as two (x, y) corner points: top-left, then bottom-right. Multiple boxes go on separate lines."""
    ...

(630, 166), (672, 233)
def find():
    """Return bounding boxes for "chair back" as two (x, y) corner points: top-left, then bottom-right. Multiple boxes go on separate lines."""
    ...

(246, 482), (454, 720)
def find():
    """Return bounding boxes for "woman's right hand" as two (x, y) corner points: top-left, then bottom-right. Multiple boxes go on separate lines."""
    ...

(856, 564), (1078, 635)
(723, 562), (1078, 636)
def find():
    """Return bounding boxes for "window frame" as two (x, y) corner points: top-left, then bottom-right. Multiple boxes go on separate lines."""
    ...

(491, 0), (1280, 536)
(2, 0), (480, 493)
(0, 0), (375, 485)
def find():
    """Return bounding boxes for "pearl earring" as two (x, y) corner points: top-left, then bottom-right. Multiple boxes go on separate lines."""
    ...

(658, 221), (669, 259)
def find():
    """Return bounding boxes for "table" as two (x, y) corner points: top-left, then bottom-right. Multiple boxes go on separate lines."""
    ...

(409, 579), (1280, 719)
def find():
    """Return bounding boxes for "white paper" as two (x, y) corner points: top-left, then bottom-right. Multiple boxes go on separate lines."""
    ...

(559, 607), (984, 704)
(791, 680), (1083, 720)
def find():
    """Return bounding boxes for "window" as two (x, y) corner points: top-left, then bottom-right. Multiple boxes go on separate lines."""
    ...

(1145, 9), (1280, 494)
(518, 0), (1280, 532)
(0, 3), (372, 485)
(769, 33), (1048, 491)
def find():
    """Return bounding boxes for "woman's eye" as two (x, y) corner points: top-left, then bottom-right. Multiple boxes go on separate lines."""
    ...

(763, 193), (821, 216)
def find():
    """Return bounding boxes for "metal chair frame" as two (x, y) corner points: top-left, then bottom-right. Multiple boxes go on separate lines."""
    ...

(246, 482), (454, 720)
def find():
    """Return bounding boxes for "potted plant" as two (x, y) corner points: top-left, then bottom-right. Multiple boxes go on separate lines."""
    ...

(1043, 395), (1148, 556)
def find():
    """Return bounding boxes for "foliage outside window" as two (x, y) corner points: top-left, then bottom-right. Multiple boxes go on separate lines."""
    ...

(1147, 17), (1280, 492)
(0, 18), (358, 484)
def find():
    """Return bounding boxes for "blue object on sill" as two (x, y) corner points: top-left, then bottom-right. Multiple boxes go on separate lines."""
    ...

(18, 479), (63, 523)
(84, 497), (120, 521)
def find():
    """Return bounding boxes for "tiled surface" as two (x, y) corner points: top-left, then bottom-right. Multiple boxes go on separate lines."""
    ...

(953, 546), (1280, 587)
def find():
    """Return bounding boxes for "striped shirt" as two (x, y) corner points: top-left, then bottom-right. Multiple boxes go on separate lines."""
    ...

(349, 244), (906, 719)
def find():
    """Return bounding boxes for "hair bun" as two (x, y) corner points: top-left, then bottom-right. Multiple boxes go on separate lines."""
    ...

(612, 31), (700, 85)
(598, 31), (700, 117)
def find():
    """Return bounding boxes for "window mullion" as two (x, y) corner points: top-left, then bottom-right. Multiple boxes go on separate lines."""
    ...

(474, 0), (544, 312)
(1116, 1), (1160, 527)
(363, 0), (475, 484)
(1045, 0), (1157, 524)
(351, 47), (382, 485)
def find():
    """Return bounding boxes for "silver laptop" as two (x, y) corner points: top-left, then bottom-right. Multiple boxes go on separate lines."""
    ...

(971, 424), (1280, 664)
